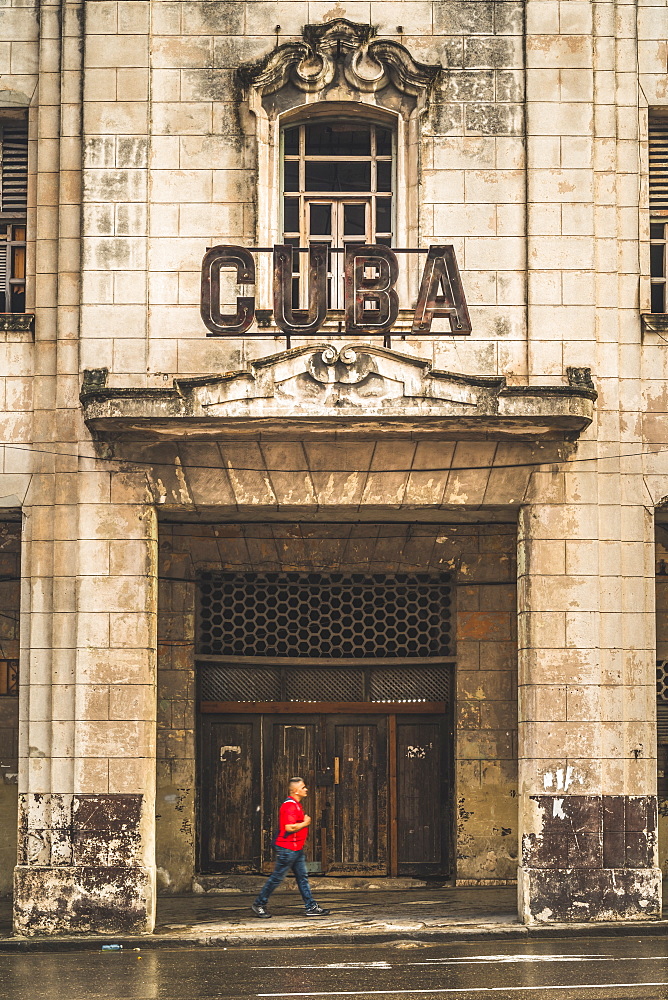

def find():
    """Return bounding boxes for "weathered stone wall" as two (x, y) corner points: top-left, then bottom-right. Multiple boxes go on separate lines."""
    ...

(156, 521), (518, 891)
(75, 0), (527, 386)
(0, 523), (20, 897)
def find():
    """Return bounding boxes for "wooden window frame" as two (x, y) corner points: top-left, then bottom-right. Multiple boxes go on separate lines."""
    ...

(0, 223), (27, 314)
(282, 120), (394, 311)
(1, 119), (29, 315)
(650, 219), (668, 314)
(649, 114), (668, 314)
(0, 658), (18, 696)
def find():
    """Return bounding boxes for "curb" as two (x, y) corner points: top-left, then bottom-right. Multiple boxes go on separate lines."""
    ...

(1, 919), (668, 952)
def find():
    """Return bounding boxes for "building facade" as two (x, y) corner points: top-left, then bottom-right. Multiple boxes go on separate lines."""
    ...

(0, 0), (667, 934)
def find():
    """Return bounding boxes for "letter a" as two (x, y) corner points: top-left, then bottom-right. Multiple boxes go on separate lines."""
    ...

(412, 246), (471, 335)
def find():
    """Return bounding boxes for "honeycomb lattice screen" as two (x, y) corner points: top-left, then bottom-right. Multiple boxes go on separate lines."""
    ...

(198, 571), (453, 658)
(658, 661), (668, 702)
(656, 663), (668, 744)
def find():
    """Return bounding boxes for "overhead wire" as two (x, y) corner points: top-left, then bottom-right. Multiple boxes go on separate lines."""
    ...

(0, 439), (666, 474)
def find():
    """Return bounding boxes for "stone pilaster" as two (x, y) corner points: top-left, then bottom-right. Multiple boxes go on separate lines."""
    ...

(13, 501), (158, 935)
(517, 489), (662, 922)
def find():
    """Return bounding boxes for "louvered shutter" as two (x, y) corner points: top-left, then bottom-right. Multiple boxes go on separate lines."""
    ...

(649, 117), (668, 215)
(0, 231), (7, 312)
(659, 703), (668, 745)
(0, 123), (28, 214)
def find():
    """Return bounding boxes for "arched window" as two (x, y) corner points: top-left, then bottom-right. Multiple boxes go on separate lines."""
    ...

(282, 118), (395, 308)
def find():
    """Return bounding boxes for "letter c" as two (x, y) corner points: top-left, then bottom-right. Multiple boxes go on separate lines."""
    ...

(201, 246), (255, 336)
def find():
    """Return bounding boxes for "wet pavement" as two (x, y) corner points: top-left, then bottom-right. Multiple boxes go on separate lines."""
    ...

(0, 886), (520, 948)
(2, 935), (668, 998)
(1, 885), (667, 950)
(155, 886), (519, 941)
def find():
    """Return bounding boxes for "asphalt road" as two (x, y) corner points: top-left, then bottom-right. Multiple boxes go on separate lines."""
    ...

(1, 937), (668, 1000)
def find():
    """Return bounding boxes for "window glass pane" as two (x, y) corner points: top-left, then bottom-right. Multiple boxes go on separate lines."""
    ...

(376, 127), (392, 156)
(10, 284), (25, 313)
(309, 203), (332, 235)
(284, 198), (299, 233)
(292, 276), (300, 309)
(376, 198), (392, 234)
(343, 204), (366, 237)
(305, 123), (371, 157)
(284, 161), (299, 192)
(651, 243), (665, 278)
(376, 236), (392, 248)
(305, 161), (371, 192)
(652, 282), (666, 313)
(284, 237), (300, 273)
(377, 161), (392, 192)
(284, 127), (299, 156)
(651, 222), (665, 240)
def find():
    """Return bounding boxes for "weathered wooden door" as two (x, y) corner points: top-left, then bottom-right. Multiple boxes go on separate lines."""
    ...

(199, 710), (449, 876)
(328, 715), (388, 873)
(396, 716), (448, 876)
(262, 716), (324, 872)
(199, 715), (261, 872)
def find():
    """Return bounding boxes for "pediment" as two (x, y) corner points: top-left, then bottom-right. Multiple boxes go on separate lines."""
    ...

(237, 18), (440, 99)
(80, 344), (596, 442)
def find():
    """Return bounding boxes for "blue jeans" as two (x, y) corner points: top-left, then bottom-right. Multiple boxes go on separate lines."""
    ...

(255, 848), (316, 910)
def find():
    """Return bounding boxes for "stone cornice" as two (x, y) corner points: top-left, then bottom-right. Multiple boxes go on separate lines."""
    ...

(80, 344), (595, 443)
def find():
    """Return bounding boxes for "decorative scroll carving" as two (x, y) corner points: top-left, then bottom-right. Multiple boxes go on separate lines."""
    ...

(308, 346), (376, 385)
(237, 19), (441, 98)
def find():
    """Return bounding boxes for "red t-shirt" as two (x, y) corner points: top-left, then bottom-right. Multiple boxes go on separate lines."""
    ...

(275, 796), (308, 851)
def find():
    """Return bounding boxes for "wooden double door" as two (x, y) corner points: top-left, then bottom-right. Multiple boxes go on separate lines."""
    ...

(199, 710), (450, 877)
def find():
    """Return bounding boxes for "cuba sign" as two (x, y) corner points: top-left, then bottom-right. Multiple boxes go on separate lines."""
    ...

(201, 244), (471, 339)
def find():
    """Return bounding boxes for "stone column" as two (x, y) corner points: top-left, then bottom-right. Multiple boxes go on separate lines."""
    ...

(13, 499), (158, 935)
(517, 487), (662, 922)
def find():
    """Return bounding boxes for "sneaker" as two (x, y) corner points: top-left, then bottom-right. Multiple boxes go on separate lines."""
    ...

(251, 902), (272, 919)
(305, 904), (331, 916)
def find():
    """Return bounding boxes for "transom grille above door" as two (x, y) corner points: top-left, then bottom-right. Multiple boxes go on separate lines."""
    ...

(198, 571), (453, 659)
(198, 662), (452, 705)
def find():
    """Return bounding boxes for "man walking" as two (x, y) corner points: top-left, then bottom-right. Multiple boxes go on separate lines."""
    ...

(251, 776), (331, 918)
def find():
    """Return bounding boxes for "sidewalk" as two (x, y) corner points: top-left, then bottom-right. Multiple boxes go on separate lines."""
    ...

(1, 884), (667, 951)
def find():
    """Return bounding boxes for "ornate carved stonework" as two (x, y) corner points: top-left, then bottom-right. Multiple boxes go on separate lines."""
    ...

(80, 344), (596, 442)
(237, 19), (441, 98)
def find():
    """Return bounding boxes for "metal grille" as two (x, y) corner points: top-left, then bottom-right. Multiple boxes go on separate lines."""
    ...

(369, 667), (450, 703)
(1, 123), (28, 213)
(657, 660), (668, 702)
(286, 668), (364, 702)
(200, 666), (281, 702)
(198, 663), (452, 704)
(198, 571), (452, 658)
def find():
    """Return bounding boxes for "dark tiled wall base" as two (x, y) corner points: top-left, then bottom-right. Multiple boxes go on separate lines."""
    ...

(13, 865), (153, 935)
(523, 795), (657, 870)
(521, 794), (661, 921)
(520, 867), (662, 922)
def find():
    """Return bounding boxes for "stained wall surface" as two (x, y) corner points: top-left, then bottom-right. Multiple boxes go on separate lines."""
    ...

(0, 523), (20, 897)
